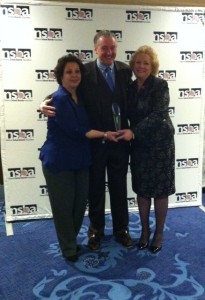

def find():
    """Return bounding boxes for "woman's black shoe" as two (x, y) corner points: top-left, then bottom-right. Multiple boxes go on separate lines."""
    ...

(149, 232), (163, 253)
(138, 241), (149, 250)
(137, 229), (151, 250)
(149, 245), (162, 253)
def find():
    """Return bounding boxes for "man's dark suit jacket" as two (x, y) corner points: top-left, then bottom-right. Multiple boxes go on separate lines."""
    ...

(81, 60), (132, 132)
(79, 59), (132, 232)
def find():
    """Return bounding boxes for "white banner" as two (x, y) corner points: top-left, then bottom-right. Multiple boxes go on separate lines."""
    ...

(0, 1), (205, 221)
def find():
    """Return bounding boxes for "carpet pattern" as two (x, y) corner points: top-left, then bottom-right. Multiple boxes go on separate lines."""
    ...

(0, 196), (205, 299)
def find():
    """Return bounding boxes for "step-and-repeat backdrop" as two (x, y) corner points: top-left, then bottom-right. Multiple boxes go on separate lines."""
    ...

(0, 1), (205, 221)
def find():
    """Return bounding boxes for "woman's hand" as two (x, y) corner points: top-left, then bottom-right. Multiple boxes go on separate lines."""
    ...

(117, 129), (134, 141)
(106, 131), (119, 142)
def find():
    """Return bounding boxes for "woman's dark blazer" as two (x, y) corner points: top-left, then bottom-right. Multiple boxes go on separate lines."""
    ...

(128, 75), (175, 148)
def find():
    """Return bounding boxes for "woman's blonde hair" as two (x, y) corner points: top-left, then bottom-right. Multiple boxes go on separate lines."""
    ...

(129, 45), (159, 76)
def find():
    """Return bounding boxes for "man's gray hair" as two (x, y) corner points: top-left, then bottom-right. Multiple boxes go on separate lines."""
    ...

(93, 30), (117, 47)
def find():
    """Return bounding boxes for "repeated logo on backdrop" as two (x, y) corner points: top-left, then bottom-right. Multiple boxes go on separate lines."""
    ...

(180, 51), (203, 62)
(158, 70), (176, 81)
(35, 70), (55, 81)
(65, 7), (93, 20)
(2, 48), (31, 60)
(6, 129), (34, 141)
(10, 204), (37, 216)
(4, 89), (33, 101)
(0, 4), (30, 17)
(125, 10), (151, 22)
(175, 192), (198, 202)
(8, 167), (36, 179)
(176, 158), (199, 169)
(153, 31), (178, 43)
(181, 12), (205, 24)
(34, 28), (63, 40)
(177, 124), (200, 135)
(178, 88), (202, 99)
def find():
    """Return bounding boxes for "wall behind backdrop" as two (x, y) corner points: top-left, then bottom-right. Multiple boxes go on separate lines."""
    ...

(39, 0), (205, 7)
(0, 1), (205, 221)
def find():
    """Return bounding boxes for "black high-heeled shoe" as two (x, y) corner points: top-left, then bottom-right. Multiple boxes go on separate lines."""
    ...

(138, 230), (151, 250)
(138, 240), (149, 250)
(149, 233), (163, 253)
(149, 245), (162, 253)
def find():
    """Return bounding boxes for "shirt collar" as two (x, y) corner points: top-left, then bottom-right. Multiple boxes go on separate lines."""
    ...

(97, 59), (114, 73)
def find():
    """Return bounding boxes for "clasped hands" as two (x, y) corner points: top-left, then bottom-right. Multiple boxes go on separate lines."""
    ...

(107, 129), (133, 142)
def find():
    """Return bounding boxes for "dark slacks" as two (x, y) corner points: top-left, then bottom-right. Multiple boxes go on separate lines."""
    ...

(88, 140), (130, 235)
(42, 166), (89, 257)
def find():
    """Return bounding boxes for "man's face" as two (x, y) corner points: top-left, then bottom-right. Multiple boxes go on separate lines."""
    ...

(95, 36), (117, 66)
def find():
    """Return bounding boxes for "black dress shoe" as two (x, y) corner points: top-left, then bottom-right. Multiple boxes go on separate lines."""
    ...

(64, 254), (78, 262)
(76, 245), (81, 252)
(149, 245), (162, 253)
(115, 230), (133, 248)
(88, 233), (101, 251)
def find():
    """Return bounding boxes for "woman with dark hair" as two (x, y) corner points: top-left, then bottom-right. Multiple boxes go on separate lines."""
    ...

(118, 46), (175, 253)
(39, 55), (117, 262)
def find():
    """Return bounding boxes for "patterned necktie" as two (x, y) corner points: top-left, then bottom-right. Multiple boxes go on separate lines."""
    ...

(104, 67), (114, 91)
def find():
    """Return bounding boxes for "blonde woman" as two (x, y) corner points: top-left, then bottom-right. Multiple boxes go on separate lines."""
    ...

(118, 46), (175, 253)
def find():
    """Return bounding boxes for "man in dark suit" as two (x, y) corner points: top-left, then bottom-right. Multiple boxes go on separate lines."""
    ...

(40, 30), (133, 251)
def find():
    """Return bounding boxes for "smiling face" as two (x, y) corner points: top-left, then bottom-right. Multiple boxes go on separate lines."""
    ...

(95, 36), (117, 66)
(133, 53), (152, 82)
(61, 62), (81, 91)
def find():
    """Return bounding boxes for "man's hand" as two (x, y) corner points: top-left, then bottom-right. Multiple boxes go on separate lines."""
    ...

(40, 98), (56, 117)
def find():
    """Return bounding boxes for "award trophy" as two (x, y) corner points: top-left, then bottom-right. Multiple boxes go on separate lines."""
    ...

(112, 103), (121, 131)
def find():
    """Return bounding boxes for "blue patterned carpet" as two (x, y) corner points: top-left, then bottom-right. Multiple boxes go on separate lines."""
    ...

(0, 194), (205, 300)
